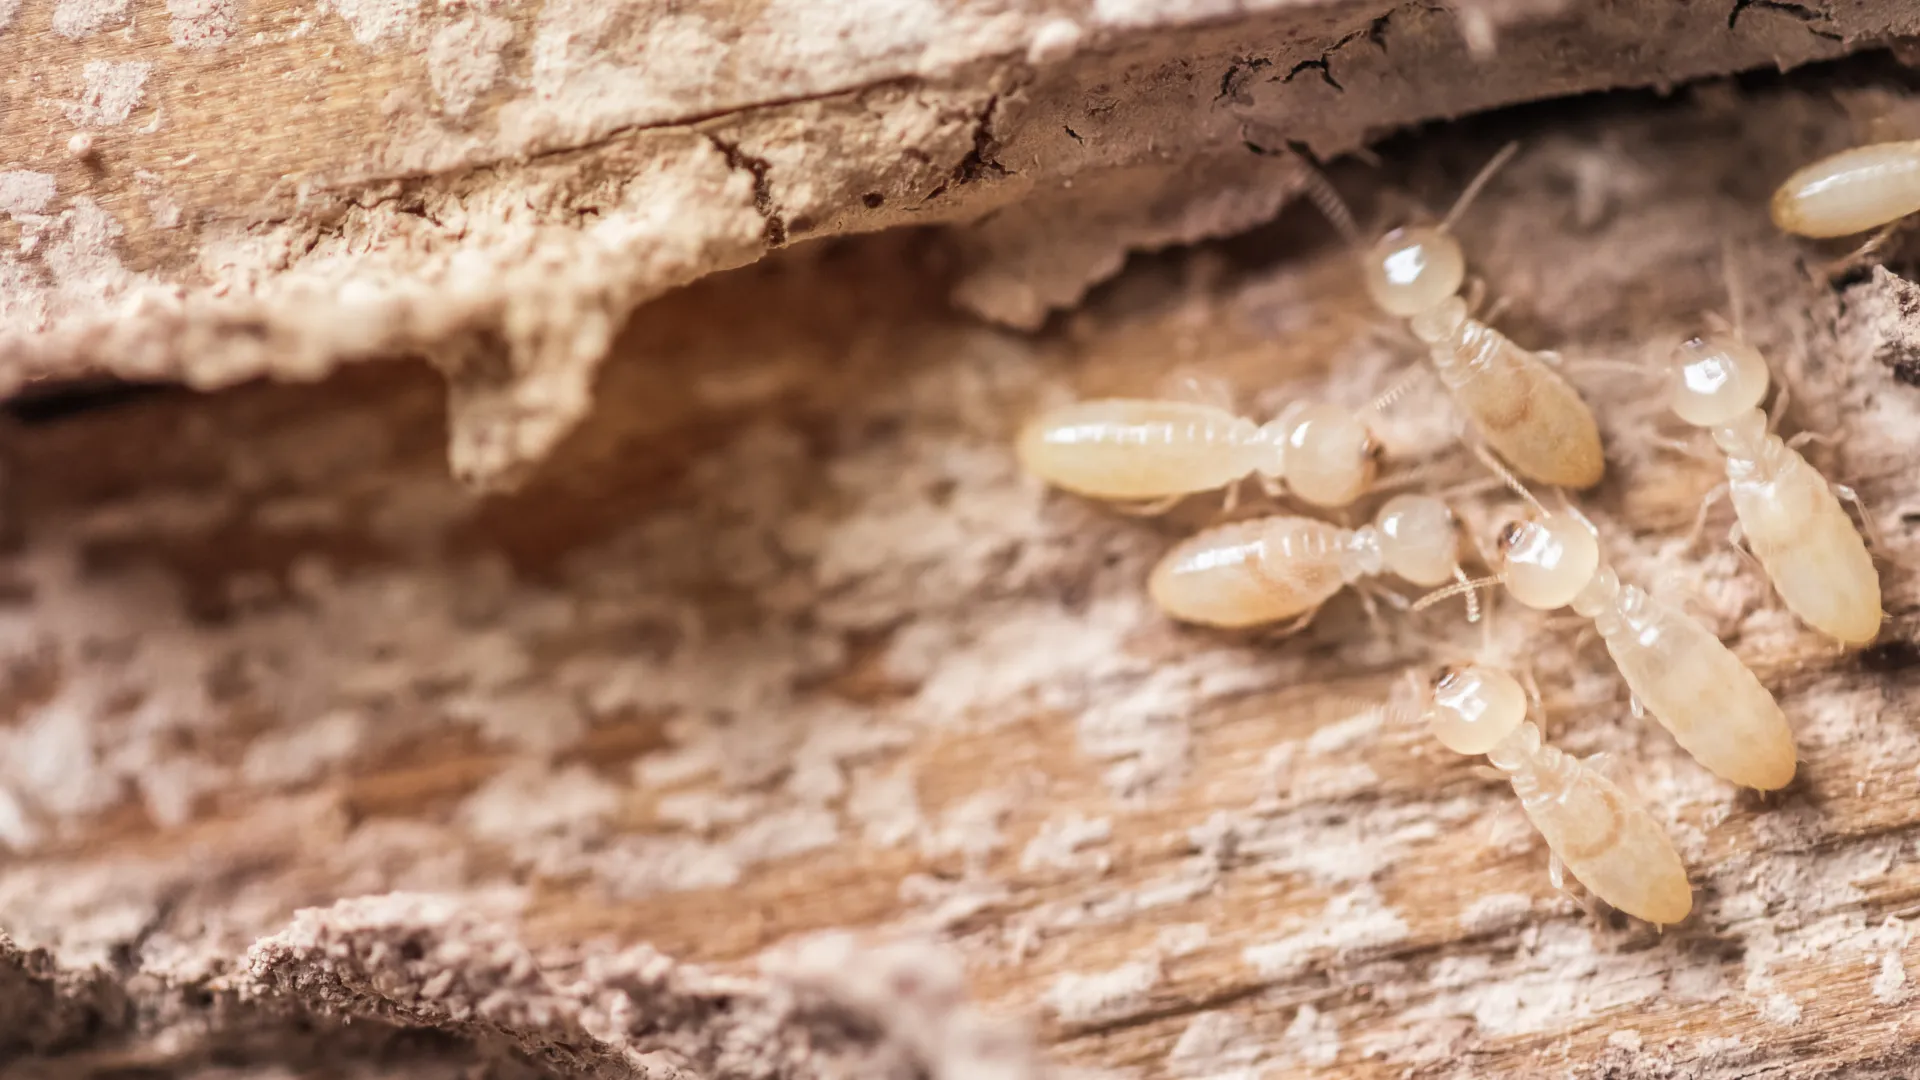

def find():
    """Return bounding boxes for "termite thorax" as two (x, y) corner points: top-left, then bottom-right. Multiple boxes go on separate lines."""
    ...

(1710, 408), (1769, 465)
(1346, 525), (1386, 581)
(1568, 565), (1622, 625)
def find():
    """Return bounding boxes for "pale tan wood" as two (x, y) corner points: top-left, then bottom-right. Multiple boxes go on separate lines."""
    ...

(2, 0), (1911, 490)
(9, 13), (1920, 1080)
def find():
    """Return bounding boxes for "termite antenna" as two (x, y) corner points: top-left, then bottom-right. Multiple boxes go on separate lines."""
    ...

(1476, 575), (1499, 655)
(1369, 365), (1429, 414)
(1441, 140), (1521, 233)
(1470, 441), (1548, 516)
(1292, 158), (1365, 250)
(1720, 238), (1748, 341)
(1368, 461), (1472, 497)
(1411, 574), (1501, 614)
(1454, 565), (1483, 624)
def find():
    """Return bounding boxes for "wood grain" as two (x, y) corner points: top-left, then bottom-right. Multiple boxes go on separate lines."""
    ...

(7, 53), (1920, 1080)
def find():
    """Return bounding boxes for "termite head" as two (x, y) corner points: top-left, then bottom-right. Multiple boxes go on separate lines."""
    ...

(1668, 333), (1770, 428)
(1492, 512), (1599, 611)
(1272, 401), (1378, 508)
(1424, 663), (1527, 756)
(1374, 494), (1460, 587)
(1364, 225), (1466, 319)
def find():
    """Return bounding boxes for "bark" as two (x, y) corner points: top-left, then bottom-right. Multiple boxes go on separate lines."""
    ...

(7, 3), (1920, 1080)
(2, 0), (1917, 487)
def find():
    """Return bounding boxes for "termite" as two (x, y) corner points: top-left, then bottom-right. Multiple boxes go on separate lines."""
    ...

(1421, 663), (1693, 926)
(1148, 493), (1468, 630)
(1770, 141), (1920, 239)
(1301, 143), (1606, 489)
(1015, 394), (1383, 512)
(1667, 325), (1884, 647)
(1416, 458), (1797, 791)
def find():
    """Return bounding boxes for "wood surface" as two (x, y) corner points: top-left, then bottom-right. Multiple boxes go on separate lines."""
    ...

(9, 4), (1920, 1080)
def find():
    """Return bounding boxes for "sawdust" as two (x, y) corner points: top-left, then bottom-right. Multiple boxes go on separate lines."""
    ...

(62, 60), (153, 127)
(50, 0), (132, 38)
(165, 0), (239, 49)
(428, 14), (514, 118)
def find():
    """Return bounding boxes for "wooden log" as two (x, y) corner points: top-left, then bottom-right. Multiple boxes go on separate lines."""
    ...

(8, 6), (1920, 1080)
(2, 0), (1916, 487)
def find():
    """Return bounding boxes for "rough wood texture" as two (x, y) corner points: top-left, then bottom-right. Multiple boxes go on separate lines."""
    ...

(10, 5), (1920, 1080)
(3, 0), (1917, 488)
(8, 65), (1920, 1076)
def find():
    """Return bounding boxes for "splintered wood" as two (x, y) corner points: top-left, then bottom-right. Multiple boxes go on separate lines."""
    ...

(5, 85), (1920, 1080)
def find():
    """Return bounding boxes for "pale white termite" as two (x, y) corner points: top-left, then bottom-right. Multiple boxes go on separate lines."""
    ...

(1016, 397), (1382, 511)
(1667, 330), (1884, 646)
(1303, 144), (1606, 489)
(1422, 663), (1693, 926)
(1148, 493), (1467, 630)
(1771, 141), (1920, 239)
(1416, 468), (1797, 791)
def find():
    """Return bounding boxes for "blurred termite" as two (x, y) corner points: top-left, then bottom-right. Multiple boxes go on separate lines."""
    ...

(1414, 454), (1797, 791)
(1420, 663), (1693, 926)
(1299, 143), (1606, 490)
(1148, 493), (1472, 630)
(1016, 389), (1389, 513)
(1771, 141), (1920, 240)
(1665, 284), (1884, 646)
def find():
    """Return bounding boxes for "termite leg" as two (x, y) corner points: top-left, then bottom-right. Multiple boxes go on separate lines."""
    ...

(1551, 855), (1613, 926)
(1221, 479), (1243, 516)
(1112, 494), (1187, 517)
(1361, 580), (1413, 612)
(1833, 483), (1901, 564)
(1629, 694), (1645, 720)
(1462, 276), (1488, 319)
(1158, 370), (1238, 411)
(1544, 851), (1609, 924)
(1820, 220), (1906, 281)
(1517, 665), (1544, 713)
(1258, 607), (1324, 641)
(1580, 751), (1624, 792)
(1515, 662), (1549, 736)
(1354, 583), (1383, 627)
(1683, 481), (1732, 553)
(1728, 520), (1769, 580)
(1768, 379), (1794, 435)
(1466, 278), (1512, 326)
(1654, 433), (1720, 464)
(1786, 430), (1835, 451)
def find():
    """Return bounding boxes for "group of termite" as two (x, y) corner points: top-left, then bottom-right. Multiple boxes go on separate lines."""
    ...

(1017, 136), (1920, 927)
